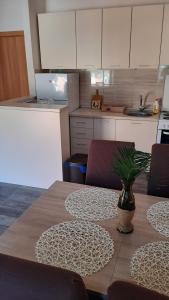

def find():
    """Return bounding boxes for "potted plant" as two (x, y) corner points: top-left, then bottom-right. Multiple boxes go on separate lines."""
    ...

(113, 147), (151, 234)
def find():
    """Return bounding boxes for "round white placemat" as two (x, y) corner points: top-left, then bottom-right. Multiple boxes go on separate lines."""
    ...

(35, 220), (114, 277)
(130, 241), (169, 296)
(147, 201), (169, 237)
(65, 187), (119, 221)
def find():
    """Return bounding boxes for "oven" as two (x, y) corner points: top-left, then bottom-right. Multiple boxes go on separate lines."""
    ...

(157, 119), (169, 144)
(160, 130), (169, 144)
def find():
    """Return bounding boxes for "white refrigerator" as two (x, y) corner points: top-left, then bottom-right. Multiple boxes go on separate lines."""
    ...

(35, 73), (79, 112)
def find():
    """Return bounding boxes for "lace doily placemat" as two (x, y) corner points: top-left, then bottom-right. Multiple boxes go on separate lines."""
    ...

(35, 220), (114, 277)
(65, 187), (119, 221)
(130, 241), (169, 296)
(147, 201), (169, 237)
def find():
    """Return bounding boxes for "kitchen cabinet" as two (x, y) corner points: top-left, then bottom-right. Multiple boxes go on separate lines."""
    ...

(160, 5), (169, 65)
(70, 117), (93, 154)
(130, 5), (163, 68)
(94, 118), (116, 140)
(38, 12), (76, 69)
(70, 114), (158, 154)
(116, 119), (158, 152)
(76, 9), (102, 69)
(102, 7), (131, 69)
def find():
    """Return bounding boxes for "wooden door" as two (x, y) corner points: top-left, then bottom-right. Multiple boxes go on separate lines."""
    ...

(38, 12), (76, 69)
(160, 5), (169, 65)
(102, 7), (131, 69)
(0, 31), (29, 101)
(130, 5), (163, 68)
(76, 9), (102, 69)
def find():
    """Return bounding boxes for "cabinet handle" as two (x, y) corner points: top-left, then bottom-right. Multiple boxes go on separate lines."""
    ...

(76, 132), (86, 135)
(138, 65), (151, 67)
(76, 121), (86, 124)
(76, 143), (86, 146)
(131, 122), (142, 125)
(84, 65), (95, 67)
(55, 66), (64, 68)
(163, 131), (169, 135)
(110, 64), (120, 67)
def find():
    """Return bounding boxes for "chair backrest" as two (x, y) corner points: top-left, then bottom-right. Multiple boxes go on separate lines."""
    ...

(0, 253), (88, 300)
(108, 281), (169, 300)
(148, 144), (169, 198)
(85, 140), (135, 190)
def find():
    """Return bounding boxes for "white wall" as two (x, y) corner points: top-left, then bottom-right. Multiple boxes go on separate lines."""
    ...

(46, 0), (169, 11)
(28, 0), (46, 70)
(0, 0), (36, 96)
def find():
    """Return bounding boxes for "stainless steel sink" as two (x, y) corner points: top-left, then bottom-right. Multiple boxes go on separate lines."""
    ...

(125, 110), (153, 117)
(25, 99), (38, 104)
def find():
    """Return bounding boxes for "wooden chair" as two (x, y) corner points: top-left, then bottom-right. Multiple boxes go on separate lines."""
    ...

(108, 281), (169, 300)
(0, 253), (88, 300)
(148, 144), (169, 198)
(85, 140), (134, 190)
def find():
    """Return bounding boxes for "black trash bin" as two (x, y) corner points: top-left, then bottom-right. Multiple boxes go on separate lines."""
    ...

(63, 154), (88, 184)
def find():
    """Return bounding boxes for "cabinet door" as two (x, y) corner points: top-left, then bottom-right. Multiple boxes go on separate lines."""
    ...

(38, 12), (76, 69)
(94, 118), (116, 140)
(116, 120), (158, 153)
(160, 5), (169, 65)
(76, 9), (102, 69)
(102, 7), (131, 69)
(130, 5), (163, 68)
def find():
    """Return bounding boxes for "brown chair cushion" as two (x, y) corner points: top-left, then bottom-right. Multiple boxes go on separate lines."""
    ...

(85, 140), (135, 190)
(0, 253), (88, 300)
(108, 281), (169, 300)
(148, 144), (169, 198)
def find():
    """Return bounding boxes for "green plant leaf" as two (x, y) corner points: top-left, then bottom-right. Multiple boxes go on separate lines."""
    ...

(113, 147), (151, 183)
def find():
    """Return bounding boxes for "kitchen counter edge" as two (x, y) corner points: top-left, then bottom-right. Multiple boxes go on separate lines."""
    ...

(70, 108), (159, 122)
(0, 97), (68, 113)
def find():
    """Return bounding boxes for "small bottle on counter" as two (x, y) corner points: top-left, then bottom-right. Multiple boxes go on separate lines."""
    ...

(153, 98), (160, 114)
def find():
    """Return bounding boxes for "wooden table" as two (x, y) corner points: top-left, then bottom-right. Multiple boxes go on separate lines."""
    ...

(0, 181), (167, 294)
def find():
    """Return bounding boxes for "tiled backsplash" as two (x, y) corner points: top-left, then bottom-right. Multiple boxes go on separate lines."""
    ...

(79, 68), (169, 109)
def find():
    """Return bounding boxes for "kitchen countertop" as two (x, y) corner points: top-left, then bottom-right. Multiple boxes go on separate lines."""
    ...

(0, 97), (68, 112)
(70, 108), (159, 122)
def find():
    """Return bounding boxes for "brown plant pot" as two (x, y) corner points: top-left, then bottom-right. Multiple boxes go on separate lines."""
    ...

(117, 207), (135, 234)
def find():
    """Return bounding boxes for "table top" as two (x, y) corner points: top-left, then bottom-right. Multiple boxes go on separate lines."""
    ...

(0, 181), (167, 294)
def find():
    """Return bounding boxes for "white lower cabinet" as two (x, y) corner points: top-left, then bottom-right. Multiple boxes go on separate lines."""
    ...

(116, 119), (158, 153)
(71, 138), (91, 154)
(70, 116), (158, 154)
(94, 118), (116, 140)
(70, 117), (93, 154)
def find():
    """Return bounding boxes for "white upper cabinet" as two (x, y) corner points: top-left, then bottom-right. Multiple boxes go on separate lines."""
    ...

(76, 9), (102, 69)
(102, 7), (131, 69)
(160, 5), (169, 65)
(130, 5), (163, 68)
(38, 12), (76, 69)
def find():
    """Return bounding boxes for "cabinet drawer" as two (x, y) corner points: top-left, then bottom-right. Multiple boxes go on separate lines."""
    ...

(71, 138), (91, 154)
(71, 127), (93, 139)
(70, 117), (93, 129)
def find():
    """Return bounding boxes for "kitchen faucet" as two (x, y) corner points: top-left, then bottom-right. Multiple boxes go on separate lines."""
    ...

(139, 92), (152, 111)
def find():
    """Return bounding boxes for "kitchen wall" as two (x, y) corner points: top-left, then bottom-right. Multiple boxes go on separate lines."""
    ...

(1, 0), (169, 102)
(28, 0), (46, 70)
(79, 68), (169, 109)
